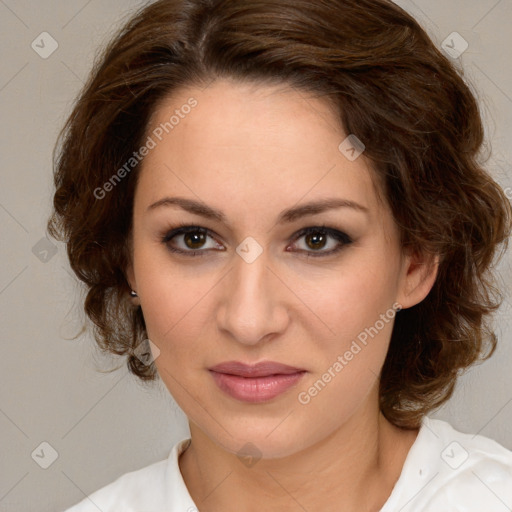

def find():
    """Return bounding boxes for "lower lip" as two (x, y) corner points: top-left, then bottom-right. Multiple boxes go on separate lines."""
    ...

(209, 370), (306, 403)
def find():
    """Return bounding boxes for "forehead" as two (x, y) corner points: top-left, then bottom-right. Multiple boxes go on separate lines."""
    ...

(149, 78), (343, 154)
(136, 78), (385, 223)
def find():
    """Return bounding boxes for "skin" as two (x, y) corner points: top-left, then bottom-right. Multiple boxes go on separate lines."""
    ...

(126, 78), (439, 512)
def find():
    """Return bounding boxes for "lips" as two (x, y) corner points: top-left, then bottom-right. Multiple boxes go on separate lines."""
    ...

(208, 361), (307, 403)
(208, 360), (306, 378)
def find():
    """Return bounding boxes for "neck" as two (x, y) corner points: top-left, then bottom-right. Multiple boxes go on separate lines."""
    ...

(178, 394), (418, 512)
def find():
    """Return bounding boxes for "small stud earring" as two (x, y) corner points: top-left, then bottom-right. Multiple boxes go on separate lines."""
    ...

(130, 290), (138, 297)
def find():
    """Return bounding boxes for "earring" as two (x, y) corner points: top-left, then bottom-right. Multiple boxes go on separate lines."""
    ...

(130, 290), (138, 297)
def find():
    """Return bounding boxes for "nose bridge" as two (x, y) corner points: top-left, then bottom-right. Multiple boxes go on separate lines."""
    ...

(217, 241), (288, 345)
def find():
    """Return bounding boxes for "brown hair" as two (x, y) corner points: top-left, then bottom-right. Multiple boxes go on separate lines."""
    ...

(47, 0), (512, 429)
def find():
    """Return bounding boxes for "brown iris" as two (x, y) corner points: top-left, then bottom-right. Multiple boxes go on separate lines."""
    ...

(184, 230), (207, 249)
(304, 231), (327, 251)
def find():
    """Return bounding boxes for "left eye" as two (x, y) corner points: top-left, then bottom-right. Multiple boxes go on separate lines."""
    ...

(161, 225), (353, 257)
(288, 226), (353, 257)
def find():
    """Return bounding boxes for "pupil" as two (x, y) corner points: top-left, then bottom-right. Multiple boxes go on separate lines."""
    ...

(306, 232), (326, 250)
(185, 231), (206, 249)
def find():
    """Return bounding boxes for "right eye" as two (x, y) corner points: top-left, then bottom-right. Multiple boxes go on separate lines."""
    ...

(161, 225), (224, 256)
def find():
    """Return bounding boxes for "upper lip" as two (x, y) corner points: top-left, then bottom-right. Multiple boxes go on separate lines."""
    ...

(209, 361), (306, 377)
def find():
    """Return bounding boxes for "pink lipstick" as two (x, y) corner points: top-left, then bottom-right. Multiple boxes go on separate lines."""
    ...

(209, 361), (307, 403)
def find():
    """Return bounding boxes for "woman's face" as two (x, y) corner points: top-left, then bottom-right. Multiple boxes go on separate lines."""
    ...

(127, 78), (436, 458)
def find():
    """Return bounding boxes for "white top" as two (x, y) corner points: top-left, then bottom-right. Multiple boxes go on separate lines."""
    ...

(63, 416), (512, 512)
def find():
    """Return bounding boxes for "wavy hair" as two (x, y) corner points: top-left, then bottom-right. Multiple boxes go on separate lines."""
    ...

(47, 0), (512, 428)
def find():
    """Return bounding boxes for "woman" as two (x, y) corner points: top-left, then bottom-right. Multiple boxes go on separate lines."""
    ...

(50, 0), (512, 510)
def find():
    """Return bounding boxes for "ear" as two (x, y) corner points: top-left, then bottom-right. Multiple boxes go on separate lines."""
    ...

(396, 248), (440, 310)
(124, 262), (141, 305)
(125, 262), (136, 291)
(123, 232), (140, 300)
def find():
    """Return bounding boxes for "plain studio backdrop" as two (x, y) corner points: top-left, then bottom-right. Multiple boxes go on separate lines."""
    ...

(0, 1), (511, 511)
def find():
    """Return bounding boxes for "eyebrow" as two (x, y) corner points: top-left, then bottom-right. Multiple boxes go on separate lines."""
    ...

(147, 196), (369, 224)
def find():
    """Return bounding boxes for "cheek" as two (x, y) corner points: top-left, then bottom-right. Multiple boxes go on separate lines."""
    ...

(293, 271), (399, 430)
(308, 258), (399, 348)
(137, 242), (400, 360)
(139, 271), (214, 410)
(134, 249), (220, 367)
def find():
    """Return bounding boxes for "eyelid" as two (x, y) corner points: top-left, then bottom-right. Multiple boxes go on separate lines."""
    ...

(160, 223), (353, 257)
(161, 225), (223, 253)
(287, 225), (353, 257)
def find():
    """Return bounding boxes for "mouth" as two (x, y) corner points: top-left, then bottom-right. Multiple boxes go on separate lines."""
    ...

(208, 360), (306, 377)
(208, 361), (307, 403)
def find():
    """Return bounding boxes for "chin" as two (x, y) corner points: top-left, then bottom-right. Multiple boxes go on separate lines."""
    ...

(198, 415), (322, 461)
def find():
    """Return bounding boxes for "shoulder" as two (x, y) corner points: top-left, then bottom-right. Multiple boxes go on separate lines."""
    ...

(61, 438), (193, 512)
(423, 417), (512, 510)
(382, 416), (512, 512)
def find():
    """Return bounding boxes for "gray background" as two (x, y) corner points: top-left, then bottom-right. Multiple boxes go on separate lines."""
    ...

(0, 1), (511, 511)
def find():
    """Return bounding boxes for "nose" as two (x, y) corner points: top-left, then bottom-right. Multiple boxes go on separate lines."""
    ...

(216, 247), (290, 346)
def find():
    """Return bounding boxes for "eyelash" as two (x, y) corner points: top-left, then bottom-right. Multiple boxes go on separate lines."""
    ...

(160, 223), (353, 258)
